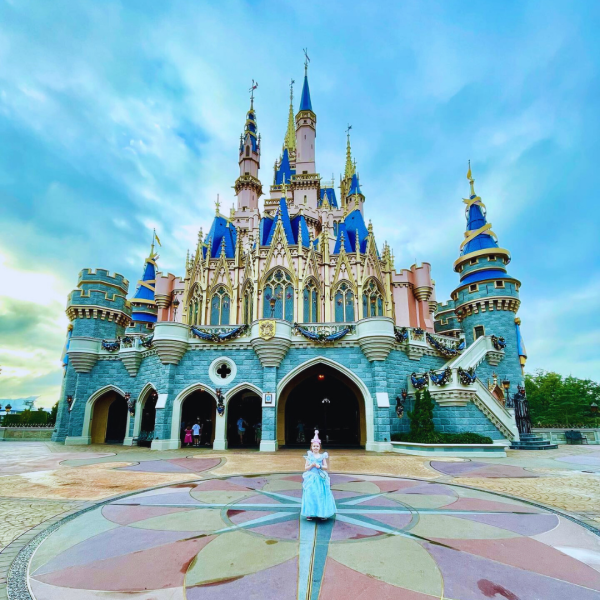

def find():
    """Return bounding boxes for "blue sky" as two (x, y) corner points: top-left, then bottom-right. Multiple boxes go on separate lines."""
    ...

(1, 0), (599, 407)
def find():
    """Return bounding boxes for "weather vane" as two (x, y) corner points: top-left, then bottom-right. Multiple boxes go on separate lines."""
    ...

(215, 193), (221, 215)
(303, 48), (310, 73)
(290, 78), (295, 101)
(346, 124), (352, 137)
(249, 79), (258, 107)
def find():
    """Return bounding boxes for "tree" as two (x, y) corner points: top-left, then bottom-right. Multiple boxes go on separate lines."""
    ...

(50, 402), (58, 424)
(409, 389), (435, 436)
(525, 370), (600, 427)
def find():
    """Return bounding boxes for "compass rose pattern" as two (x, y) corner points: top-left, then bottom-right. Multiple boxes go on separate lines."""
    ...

(28, 473), (600, 600)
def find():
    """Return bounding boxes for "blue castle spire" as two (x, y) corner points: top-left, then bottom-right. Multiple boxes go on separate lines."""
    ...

(130, 235), (159, 326)
(299, 73), (312, 112)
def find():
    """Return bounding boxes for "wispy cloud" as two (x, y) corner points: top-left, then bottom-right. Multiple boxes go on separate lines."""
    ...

(0, 0), (599, 406)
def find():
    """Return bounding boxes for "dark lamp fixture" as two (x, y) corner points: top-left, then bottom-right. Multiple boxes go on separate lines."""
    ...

(173, 297), (180, 307)
(269, 297), (277, 308)
(591, 402), (599, 414)
(502, 380), (510, 391)
(401, 388), (408, 400)
(124, 392), (131, 401)
(5, 404), (12, 414)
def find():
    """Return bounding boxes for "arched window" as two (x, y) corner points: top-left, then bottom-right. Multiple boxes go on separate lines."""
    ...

(302, 280), (319, 323)
(362, 280), (384, 318)
(210, 287), (230, 325)
(334, 282), (355, 322)
(263, 269), (294, 322)
(245, 145), (250, 157)
(188, 289), (201, 325)
(243, 285), (253, 325)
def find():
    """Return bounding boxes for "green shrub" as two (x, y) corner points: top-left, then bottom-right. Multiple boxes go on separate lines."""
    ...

(391, 431), (493, 445)
(408, 389), (435, 437)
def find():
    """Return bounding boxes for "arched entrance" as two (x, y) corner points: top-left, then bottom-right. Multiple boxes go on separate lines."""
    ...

(278, 363), (366, 448)
(138, 389), (157, 447)
(91, 391), (128, 444)
(180, 390), (216, 447)
(227, 390), (262, 448)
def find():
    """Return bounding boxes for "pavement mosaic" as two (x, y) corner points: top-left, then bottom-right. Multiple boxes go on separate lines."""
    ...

(1, 442), (600, 599)
(25, 473), (600, 599)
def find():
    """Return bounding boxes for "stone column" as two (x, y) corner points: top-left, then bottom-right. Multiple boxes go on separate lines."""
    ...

(260, 366), (278, 452)
(213, 409), (227, 451)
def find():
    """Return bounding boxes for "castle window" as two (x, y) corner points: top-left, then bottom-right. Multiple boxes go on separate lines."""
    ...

(495, 281), (505, 288)
(245, 146), (250, 157)
(243, 285), (253, 325)
(210, 287), (230, 325)
(362, 279), (384, 318)
(263, 269), (294, 322)
(474, 325), (485, 339)
(302, 280), (319, 323)
(334, 282), (355, 322)
(488, 255), (497, 261)
(469, 258), (478, 265)
(469, 284), (478, 292)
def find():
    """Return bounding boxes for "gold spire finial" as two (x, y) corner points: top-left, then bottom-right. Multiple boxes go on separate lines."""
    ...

(215, 194), (221, 216)
(467, 160), (476, 197)
(284, 79), (296, 151)
(344, 124), (354, 181)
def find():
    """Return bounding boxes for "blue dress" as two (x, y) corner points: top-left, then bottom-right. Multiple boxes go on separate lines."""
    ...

(301, 451), (337, 519)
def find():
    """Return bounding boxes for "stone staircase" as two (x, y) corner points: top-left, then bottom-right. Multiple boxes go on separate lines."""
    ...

(509, 433), (558, 450)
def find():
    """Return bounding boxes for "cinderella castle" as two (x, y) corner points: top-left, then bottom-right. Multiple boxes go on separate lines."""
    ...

(53, 60), (528, 452)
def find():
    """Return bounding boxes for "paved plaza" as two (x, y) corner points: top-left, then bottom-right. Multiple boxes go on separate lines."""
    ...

(1, 443), (600, 599)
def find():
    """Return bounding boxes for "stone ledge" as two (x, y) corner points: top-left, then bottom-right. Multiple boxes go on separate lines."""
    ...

(391, 441), (507, 457)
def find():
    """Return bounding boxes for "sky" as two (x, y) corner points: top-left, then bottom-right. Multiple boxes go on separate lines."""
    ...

(1, 0), (599, 408)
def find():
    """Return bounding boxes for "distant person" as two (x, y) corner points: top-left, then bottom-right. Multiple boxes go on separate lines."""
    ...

(254, 421), (262, 444)
(183, 424), (193, 447)
(192, 420), (201, 447)
(237, 417), (247, 445)
(180, 421), (187, 445)
(296, 420), (305, 443)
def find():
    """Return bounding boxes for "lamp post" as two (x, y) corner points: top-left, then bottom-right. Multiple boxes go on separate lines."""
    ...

(501, 379), (513, 408)
(172, 297), (180, 321)
(269, 296), (276, 318)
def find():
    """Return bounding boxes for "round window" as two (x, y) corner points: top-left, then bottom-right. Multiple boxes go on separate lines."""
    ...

(209, 357), (237, 386)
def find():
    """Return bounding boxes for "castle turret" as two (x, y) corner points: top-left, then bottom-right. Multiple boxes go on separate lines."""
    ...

(437, 164), (526, 389)
(65, 269), (131, 372)
(293, 56), (320, 212)
(232, 82), (263, 238)
(129, 233), (159, 333)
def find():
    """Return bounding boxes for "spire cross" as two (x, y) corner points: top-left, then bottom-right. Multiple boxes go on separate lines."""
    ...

(215, 194), (221, 216)
(303, 48), (310, 73)
(249, 79), (258, 108)
(346, 124), (352, 137)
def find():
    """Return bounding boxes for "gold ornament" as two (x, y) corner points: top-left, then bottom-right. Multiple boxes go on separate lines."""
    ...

(258, 319), (276, 341)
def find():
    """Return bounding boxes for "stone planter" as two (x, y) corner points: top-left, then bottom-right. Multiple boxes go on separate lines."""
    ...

(356, 317), (395, 361)
(391, 441), (507, 457)
(250, 320), (292, 367)
(153, 322), (190, 365)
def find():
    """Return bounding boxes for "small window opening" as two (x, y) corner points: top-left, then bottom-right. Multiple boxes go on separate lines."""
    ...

(474, 325), (485, 339)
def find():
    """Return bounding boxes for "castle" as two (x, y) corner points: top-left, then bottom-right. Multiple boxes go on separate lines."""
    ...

(53, 62), (528, 452)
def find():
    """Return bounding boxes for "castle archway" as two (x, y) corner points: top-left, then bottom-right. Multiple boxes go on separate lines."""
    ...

(90, 390), (128, 444)
(179, 389), (216, 447)
(226, 389), (262, 448)
(277, 361), (367, 448)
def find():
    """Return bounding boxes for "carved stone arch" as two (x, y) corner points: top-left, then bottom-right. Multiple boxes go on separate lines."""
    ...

(261, 267), (295, 322)
(208, 283), (233, 325)
(331, 278), (356, 299)
(332, 279), (357, 322)
(261, 220), (297, 284)
(361, 276), (386, 318)
(332, 249), (356, 288)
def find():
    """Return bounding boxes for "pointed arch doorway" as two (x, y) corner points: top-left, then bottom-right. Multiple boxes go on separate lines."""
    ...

(278, 362), (366, 448)
(90, 391), (128, 444)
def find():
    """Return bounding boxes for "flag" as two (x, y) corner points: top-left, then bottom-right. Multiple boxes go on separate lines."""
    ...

(466, 165), (472, 180)
(154, 231), (162, 246)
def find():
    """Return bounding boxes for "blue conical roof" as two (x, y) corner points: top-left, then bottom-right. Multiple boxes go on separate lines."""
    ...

(460, 198), (498, 255)
(333, 209), (369, 254)
(266, 198), (295, 246)
(131, 252), (158, 323)
(347, 173), (363, 197)
(275, 148), (295, 185)
(203, 216), (237, 259)
(299, 74), (312, 112)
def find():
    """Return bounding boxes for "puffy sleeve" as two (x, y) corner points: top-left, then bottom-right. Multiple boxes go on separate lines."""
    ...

(322, 452), (329, 459)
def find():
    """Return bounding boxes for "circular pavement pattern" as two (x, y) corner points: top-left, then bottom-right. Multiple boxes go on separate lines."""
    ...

(26, 473), (600, 600)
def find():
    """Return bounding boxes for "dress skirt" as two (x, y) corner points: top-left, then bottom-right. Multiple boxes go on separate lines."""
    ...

(301, 467), (337, 519)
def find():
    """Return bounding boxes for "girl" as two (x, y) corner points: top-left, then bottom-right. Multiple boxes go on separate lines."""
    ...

(301, 430), (337, 521)
(183, 424), (193, 447)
